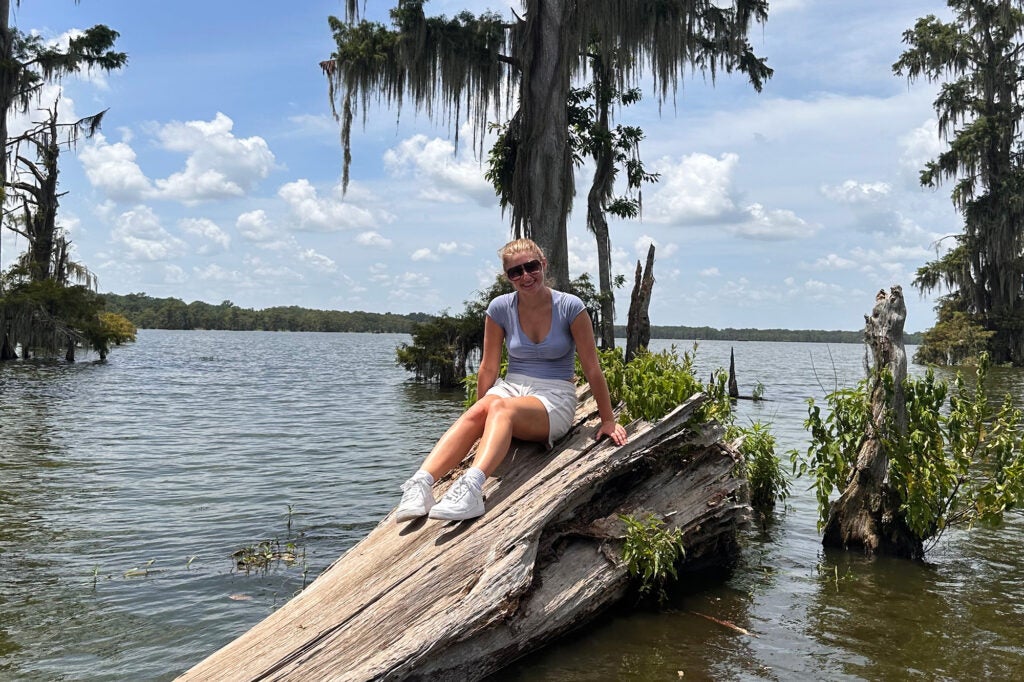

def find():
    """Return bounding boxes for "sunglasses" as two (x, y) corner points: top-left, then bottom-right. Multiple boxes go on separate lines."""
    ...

(506, 259), (543, 280)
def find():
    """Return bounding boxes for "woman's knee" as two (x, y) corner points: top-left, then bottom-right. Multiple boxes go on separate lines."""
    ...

(465, 395), (501, 425)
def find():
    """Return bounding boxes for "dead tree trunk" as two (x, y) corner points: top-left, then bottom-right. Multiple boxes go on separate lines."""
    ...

(822, 286), (921, 559)
(179, 388), (749, 681)
(728, 347), (739, 399)
(625, 244), (654, 363)
(0, 330), (14, 360)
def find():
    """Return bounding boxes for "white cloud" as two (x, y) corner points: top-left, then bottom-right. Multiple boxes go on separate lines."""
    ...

(194, 264), (241, 282)
(82, 114), (274, 205)
(298, 248), (337, 273)
(109, 206), (187, 261)
(79, 133), (154, 202)
(812, 253), (858, 270)
(732, 204), (817, 241)
(163, 265), (187, 284)
(287, 113), (337, 136)
(850, 244), (933, 263)
(383, 134), (494, 205)
(411, 248), (437, 261)
(153, 112), (275, 203)
(632, 234), (678, 259)
(647, 153), (741, 224)
(356, 231), (393, 248)
(645, 152), (812, 240)
(821, 180), (892, 204)
(236, 210), (276, 243)
(438, 241), (473, 255)
(700, 267), (720, 277)
(242, 254), (304, 281)
(899, 119), (945, 178)
(278, 178), (383, 232)
(180, 217), (230, 254)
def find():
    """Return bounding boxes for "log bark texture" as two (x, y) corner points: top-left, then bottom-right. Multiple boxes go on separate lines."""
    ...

(179, 387), (748, 681)
(822, 285), (921, 558)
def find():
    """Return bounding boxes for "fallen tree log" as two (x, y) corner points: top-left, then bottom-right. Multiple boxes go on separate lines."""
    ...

(179, 386), (749, 681)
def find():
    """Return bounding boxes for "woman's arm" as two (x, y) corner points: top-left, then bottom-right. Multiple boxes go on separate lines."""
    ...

(570, 312), (627, 445)
(476, 315), (505, 397)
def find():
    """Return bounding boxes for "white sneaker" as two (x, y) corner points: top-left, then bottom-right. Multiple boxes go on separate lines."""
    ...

(428, 476), (485, 521)
(395, 477), (434, 522)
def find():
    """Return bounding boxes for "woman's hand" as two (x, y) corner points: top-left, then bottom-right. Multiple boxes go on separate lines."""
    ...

(596, 420), (627, 446)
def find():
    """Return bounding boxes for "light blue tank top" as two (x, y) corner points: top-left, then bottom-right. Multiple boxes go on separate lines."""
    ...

(485, 289), (585, 381)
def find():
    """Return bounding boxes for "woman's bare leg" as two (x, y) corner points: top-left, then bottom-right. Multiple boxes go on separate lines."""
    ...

(419, 395), (499, 480)
(471, 396), (549, 476)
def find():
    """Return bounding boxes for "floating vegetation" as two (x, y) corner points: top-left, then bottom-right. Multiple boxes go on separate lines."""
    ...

(232, 539), (299, 574)
(123, 559), (160, 578)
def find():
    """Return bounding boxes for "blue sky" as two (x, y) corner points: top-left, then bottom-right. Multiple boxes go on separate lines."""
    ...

(1, 0), (960, 331)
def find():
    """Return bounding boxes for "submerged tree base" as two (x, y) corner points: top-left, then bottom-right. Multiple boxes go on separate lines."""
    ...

(819, 287), (920, 559)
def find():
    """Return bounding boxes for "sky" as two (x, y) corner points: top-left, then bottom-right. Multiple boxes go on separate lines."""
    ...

(0, 0), (962, 332)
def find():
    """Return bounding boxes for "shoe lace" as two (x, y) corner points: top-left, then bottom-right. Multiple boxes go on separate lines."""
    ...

(445, 478), (471, 502)
(400, 479), (424, 504)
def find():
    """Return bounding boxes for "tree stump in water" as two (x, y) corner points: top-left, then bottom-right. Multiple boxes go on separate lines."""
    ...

(179, 387), (749, 681)
(625, 244), (655, 363)
(822, 286), (921, 559)
(728, 347), (739, 399)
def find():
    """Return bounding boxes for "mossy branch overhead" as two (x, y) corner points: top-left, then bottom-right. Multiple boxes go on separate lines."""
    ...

(322, 0), (772, 191)
(322, 3), (510, 193)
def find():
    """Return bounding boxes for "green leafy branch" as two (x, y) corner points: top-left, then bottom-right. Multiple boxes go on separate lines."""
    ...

(620, 513), (685, 602)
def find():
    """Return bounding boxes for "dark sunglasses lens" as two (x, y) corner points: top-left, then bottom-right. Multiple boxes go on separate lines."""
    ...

(507, 259), (541, 280)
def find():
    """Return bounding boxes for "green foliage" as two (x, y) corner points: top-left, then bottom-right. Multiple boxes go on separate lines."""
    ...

(596, 344), (731, 424)
(791, 383), (871, 531)
(85, 312), (137, 359)
(631, 324), (923, 345)
(0, 279), (104, 358)
(752, 381), (766, 401)
(619, 513), (686, 601)
(895, 3), (1024, 365)
(793, 354), (1024, 548)
(913, 295), (995, 366)
(732, 421), (789, 513)
(396, 313), (483, 388)
(397, 276), (512, 388)
(885, 356), (1024, 544)
(101, 292), (429, 332)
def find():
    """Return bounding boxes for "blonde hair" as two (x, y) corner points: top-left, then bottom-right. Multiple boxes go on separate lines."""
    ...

(498, 238), (545, 265)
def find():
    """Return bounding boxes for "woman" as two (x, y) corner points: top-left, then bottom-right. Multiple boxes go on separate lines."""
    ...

(395, 238), (628, 522)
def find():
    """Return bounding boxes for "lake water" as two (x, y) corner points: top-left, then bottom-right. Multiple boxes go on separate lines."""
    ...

(1, 330), (1022, 680)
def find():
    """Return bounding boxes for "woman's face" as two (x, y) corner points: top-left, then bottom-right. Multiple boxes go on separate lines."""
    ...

(503, 252), (545, 291)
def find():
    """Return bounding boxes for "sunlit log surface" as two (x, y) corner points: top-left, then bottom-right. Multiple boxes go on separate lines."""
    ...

(179, 387), (748, 681)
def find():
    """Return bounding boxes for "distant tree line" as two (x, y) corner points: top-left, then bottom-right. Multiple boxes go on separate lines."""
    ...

(103, 292), (924, 344)
(617, 325), (924, 345)
(102, 293), (432, 333)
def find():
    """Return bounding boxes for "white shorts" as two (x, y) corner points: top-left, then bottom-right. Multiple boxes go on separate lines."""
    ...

(485, 372), (578, 446)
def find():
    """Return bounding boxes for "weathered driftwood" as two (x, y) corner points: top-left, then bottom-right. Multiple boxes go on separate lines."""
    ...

(625, 244), (655, 363)
(822, 285), (920, 558)
(179, 386), (749, 681)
